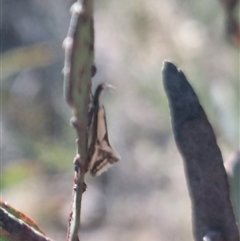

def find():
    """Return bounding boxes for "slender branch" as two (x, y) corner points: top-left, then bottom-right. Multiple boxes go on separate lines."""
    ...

(219, 0), (240, 45)
(0, 207), (54, 241)
(225, 151), (240, 226)
(162, 61), (239, 241)
(63, 0), (94, 240)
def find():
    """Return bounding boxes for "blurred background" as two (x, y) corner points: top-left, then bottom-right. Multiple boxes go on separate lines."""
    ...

(1, 0), (239, 240)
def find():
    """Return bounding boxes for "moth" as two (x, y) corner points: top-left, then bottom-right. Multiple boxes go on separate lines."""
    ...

(87, 83), (120, 176)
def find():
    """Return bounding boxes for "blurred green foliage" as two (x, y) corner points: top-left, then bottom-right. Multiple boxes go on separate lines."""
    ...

(1, 43), (56, 81)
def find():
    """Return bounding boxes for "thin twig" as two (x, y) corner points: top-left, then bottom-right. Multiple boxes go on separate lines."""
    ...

(0, 207), (54, 241)
(63, 0), (94, 240)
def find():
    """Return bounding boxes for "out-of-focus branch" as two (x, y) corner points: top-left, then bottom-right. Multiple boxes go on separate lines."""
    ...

(63, 0), (94, 240)
(0, 207), (54, 241)
(162, 61), (239, 241)
(225, 151), (240, 226)
(219, 0), (240, 45)
(1, 43), (56, 81)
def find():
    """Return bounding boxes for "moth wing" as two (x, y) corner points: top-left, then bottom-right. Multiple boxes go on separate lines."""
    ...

(89, 106), (120, 176)
(89, 148), (120, 176)
(97, 106), (120, 160)
(89, 155), (112, 176)
(97, 106), (110, 143)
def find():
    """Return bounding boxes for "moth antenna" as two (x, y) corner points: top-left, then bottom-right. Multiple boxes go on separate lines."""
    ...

(105, 84), (116, 94)
(105, 83), (116, 89)
(93, 83), (105, 106)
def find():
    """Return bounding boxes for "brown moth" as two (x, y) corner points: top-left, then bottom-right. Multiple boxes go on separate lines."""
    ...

(87, 83), (120, 176)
